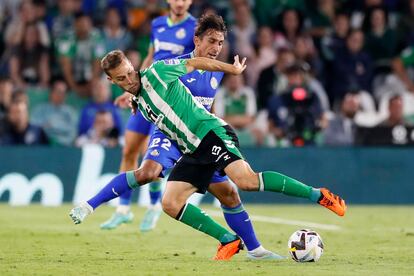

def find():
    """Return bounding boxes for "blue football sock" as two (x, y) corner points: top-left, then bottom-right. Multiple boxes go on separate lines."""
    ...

(87, 171), (139, 210)
(149, 180), (162, 205)
(222, 204), (261, 251)
(119, 189), (133, 206)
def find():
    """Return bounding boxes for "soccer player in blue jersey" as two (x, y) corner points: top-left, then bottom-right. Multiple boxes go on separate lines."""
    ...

(102, 0), (196, 231)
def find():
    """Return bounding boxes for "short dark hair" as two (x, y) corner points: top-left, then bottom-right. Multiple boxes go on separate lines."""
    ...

(195, 14), (227, 38)
(101, 50), (127, 75)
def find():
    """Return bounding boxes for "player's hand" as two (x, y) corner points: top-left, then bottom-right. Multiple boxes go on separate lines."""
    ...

(114, 92), (131, 109)
(129, 96), (139, 115)
(232, 55), (247, 75)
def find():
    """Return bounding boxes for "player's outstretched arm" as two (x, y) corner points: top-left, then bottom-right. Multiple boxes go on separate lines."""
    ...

(186, 55), (246, 75)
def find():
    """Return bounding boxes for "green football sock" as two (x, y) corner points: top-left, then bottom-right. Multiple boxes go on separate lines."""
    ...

(177, 203), (237, 244)
(258, 171), (321, 202)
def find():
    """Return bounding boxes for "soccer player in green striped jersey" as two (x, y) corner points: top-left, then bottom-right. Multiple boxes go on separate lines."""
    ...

(71, 49), (347, 260)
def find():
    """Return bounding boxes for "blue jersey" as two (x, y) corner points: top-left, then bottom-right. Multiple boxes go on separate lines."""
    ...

(178, 53), (224, 111)
(151, 15), (196, 61)
(144, 53), (227, 183)
(126, 14), (196, 135)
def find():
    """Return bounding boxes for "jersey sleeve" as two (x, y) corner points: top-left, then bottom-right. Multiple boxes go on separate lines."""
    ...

(150, 59), (188, 84)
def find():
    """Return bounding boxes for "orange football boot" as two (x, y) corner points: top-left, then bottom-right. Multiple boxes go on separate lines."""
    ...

(213, 238), (244, 260)
(318, 188), (347, 216)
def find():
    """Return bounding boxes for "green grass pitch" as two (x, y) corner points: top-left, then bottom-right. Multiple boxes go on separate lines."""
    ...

(0, 204), (413, 275)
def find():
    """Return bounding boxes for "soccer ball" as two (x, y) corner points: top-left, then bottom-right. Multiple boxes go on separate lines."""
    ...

(288, 229), (324, 262)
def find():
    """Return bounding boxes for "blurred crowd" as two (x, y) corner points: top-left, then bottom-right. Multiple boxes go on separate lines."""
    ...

(1, 0), (414, 148)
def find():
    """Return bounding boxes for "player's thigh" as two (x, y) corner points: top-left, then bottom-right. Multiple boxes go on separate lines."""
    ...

(168, 156), (217, 194)
(162, 181), (198, 217)
(144, 134), (181, 177)
(208, 180), (241, 208)
(224, 159), (259, 191)
(123, 130), (150, 157)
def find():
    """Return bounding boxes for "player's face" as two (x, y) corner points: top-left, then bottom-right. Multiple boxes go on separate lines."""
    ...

(107, 59), (140, 95)
(167, 0), (192, 17)
(194, 30), (224, 60)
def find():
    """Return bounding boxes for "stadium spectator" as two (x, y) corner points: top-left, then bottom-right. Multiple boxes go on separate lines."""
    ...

(392, 46), (414, 93)
(293, 34), (322, 79)
(9, 22), (50, 88)
(56, 11), (105, 97)
(215, 74), (257, 130)
(31, 79), (77, 146)
(273, 8), (304, 50)
(77, 79), (123, 136)
(0, 99), (49, 145)
(256, 48), (296, 110)
(378, 94), (412, 127)
(75, 109), (121, 148)
(245, 26), (276, 88)
(49, 0), (76, 39)
(227, 2), (256, 59)
(363, 7), (397, 73)
(322, 92), (361, 146)
(306, 0), (335, 45)
(267, 63), (324, 146)
(330, 29), (373, 104)
(0, 77), (13, 120)
(101, 6), (133, 52)
(321, 12), (350, 62)
(4, 0), (50, 49)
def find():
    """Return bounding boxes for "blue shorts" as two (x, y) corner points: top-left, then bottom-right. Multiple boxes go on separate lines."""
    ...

(126, 112), (154, 135)
(143, 128), (228, 183)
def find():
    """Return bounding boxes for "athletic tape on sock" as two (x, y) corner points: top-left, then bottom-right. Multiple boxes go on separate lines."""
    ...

(126, 171), (139, 189)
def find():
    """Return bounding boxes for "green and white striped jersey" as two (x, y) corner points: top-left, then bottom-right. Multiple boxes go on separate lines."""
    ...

(133, 59), (227, 154)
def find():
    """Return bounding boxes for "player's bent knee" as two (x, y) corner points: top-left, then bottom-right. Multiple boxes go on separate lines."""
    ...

(161, 197), (181, 218)
(134, 169), (158, 184)
(234, 173), (259, 191)
(218, 187), (241, 208)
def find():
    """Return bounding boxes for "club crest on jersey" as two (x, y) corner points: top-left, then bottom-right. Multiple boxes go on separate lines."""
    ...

(224, 140), (236, 148)
(176, 28), (186, 39)
(210, 77), (218, 89)
(164, 59), (181, 65)
(150, 149), (160, 157)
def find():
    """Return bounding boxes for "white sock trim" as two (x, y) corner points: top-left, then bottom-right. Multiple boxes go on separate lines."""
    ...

(177, 203), (188, 221)
(248, 245), (266, 255)
(81, 202), (93, 214)
(258, 172), (265, 192)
